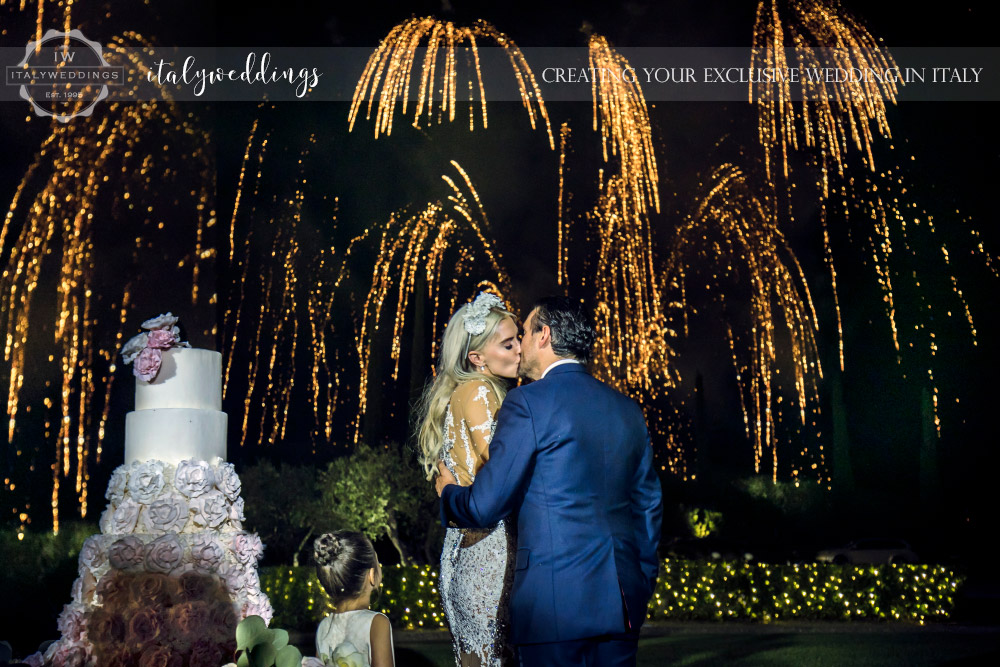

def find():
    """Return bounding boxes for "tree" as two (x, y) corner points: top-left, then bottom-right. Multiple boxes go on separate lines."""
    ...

(240, 461), (331, 566)
(318, 443), (434, 566)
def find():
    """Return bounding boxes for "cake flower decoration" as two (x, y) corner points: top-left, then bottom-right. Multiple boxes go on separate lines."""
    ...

(121, 312), (191, 381)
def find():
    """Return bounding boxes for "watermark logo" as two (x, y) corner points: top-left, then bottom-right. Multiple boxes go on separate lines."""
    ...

(6, 29), (123, 122)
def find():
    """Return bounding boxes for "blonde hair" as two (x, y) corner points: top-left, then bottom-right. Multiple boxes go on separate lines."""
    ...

(416, 302), (515, 479)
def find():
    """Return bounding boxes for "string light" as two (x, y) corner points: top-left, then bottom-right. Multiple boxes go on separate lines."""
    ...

(262, 560), (962, 628)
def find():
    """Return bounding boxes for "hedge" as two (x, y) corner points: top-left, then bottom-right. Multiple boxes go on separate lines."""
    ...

(262, 559), (963, 631)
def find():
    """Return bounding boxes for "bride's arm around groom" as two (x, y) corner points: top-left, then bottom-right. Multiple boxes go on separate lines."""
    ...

(437, 296), (662, 665)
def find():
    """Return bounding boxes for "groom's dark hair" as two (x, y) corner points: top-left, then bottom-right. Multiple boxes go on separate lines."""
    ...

(531, 296), (596, 363)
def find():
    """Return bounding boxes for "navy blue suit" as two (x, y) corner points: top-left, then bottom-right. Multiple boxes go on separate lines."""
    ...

(440, 362), (662, 660)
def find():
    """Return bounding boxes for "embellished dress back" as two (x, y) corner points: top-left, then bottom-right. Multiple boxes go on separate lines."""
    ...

(439, 380), (516, 667)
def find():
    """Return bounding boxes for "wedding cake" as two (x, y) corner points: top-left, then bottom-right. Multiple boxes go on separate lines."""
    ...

(42, 314), (272, 667)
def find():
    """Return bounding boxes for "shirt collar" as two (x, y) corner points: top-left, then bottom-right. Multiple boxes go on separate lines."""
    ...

(540, 358), (583, 379)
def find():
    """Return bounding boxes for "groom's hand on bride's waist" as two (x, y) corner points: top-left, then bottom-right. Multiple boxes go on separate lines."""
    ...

(435, 461), (458, 497)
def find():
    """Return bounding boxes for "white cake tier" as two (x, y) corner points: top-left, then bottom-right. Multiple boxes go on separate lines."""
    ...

(125, 408), (227, 465)
(135, 347), (222, 411)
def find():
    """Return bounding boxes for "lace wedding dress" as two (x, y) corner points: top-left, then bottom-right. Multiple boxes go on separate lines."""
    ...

(439, 380), (516, 667)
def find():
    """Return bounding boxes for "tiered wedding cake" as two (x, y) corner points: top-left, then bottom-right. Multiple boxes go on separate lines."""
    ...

(43, 315), (272, 667)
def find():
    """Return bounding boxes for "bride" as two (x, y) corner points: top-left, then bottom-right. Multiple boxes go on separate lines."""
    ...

(416, 292), (520, 667)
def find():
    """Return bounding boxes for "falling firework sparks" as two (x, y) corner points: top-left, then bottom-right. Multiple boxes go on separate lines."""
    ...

(664, 164), (824, 482)
(224, 138), (514, 449)
(1, 106), (214, 531)
(588, 35), (660, 216)
(0, 0), (72, 46)
(1, 36), (215, 531)
(751, 0), (898, 197)
(821, 156), (987, 438)
(349, 16), (554, 149)
(578, 36), (675, 412)
(588, 175), (677, 398)
(350, 161), (514, 441)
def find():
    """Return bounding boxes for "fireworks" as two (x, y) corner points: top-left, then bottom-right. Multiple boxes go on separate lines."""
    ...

(751, 0), (898, 197)
(664, 164), (824, 482)
(1, 33), (215, 531)
(349, 17), (554, 149)
(588, 35), (660, 216)
(224, 140), (514, 448)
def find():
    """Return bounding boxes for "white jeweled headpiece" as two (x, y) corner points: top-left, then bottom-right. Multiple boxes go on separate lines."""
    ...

(463, 292), (506, 361)
(463, 292), (506, 336)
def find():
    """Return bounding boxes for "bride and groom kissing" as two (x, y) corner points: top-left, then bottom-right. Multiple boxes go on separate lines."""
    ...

(419, 293), (663, 667)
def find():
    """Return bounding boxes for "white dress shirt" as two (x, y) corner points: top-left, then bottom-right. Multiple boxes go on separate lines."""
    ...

(540, 358), (583, 379)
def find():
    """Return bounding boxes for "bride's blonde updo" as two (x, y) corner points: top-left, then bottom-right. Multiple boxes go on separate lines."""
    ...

(415, 294), (516, 479)
(314, 531), (378, 606)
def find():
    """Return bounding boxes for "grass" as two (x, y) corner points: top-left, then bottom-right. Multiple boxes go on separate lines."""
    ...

(392, 626), (1000, 666)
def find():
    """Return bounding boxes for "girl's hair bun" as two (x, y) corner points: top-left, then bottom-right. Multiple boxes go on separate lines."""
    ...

(314, 533), (341, 566)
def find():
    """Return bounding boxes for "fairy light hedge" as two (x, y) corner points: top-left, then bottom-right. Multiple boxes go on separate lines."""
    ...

(261, 559), (962, 630)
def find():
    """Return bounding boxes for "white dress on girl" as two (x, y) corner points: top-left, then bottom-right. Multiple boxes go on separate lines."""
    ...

(315, 609), (394, 667)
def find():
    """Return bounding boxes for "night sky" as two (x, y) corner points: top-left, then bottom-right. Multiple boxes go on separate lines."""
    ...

(1, 1), (998, 553)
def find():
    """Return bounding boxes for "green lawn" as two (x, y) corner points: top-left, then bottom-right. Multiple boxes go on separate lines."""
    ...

(393, 627), (1000, 666)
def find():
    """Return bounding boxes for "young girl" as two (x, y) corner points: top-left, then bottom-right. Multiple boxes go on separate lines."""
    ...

(313, 531), (394, 667)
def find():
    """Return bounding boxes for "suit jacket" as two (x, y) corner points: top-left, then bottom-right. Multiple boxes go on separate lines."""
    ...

(440, 362), (663, 644)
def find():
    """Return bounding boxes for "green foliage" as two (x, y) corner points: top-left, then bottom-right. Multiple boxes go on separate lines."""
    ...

(240, 461), (330, 565)
(0, 523), (94, 653)
(234, 615), (302, 667)
(0, 522), (93, 587)
(737, 476), (824, 517)
(318, 443), (435, 564)
(685, 507), (723, 538)
(263, 559), (964, 631)
(262, 563), (445, 631)
(241, 446), (438, 566)
(648, 560), (963, 623)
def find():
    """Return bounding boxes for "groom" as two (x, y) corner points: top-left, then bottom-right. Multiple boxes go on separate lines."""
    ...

(436, 296), (663, 666)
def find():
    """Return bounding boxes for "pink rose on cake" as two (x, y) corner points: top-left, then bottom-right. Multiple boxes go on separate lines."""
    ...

(140, 493), (189, 533)
(190, 535), (224, 572)
(214, 462), (242, 500)
(134, 347), (163, 382)
(144, 534), (184, 574)
(217, 562), (247, 593)
(108, 536), (146, 570)
(146, 328), (179, 350)
(229, 496), (246, 525)
(231, 533), (264, 565)
(121, 312), (190, 381)
(78, 535), (108, 571)
(141, 312), (179, 331)
(138, 644), (183, 667)
(71, 569), (97, 606)
(187, 639), (224, 667)
(100, 496), (141, 534)
(43, 638), (90, 667)
(121, 332), (149, 364)
(242, 595), (274, 625)
(175, 459), (217, 498)
(21, 652), (44, 667)
(128, 460), (166, 504)
(56, 603), (86, 642)
(87, 607), (126, 644)
(126, 607), (165, 648)
(207, 600), (239, 642)
(105, 466), (129, 503)
(191, 489), (229, 528)
(96, 572), (131, 606)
